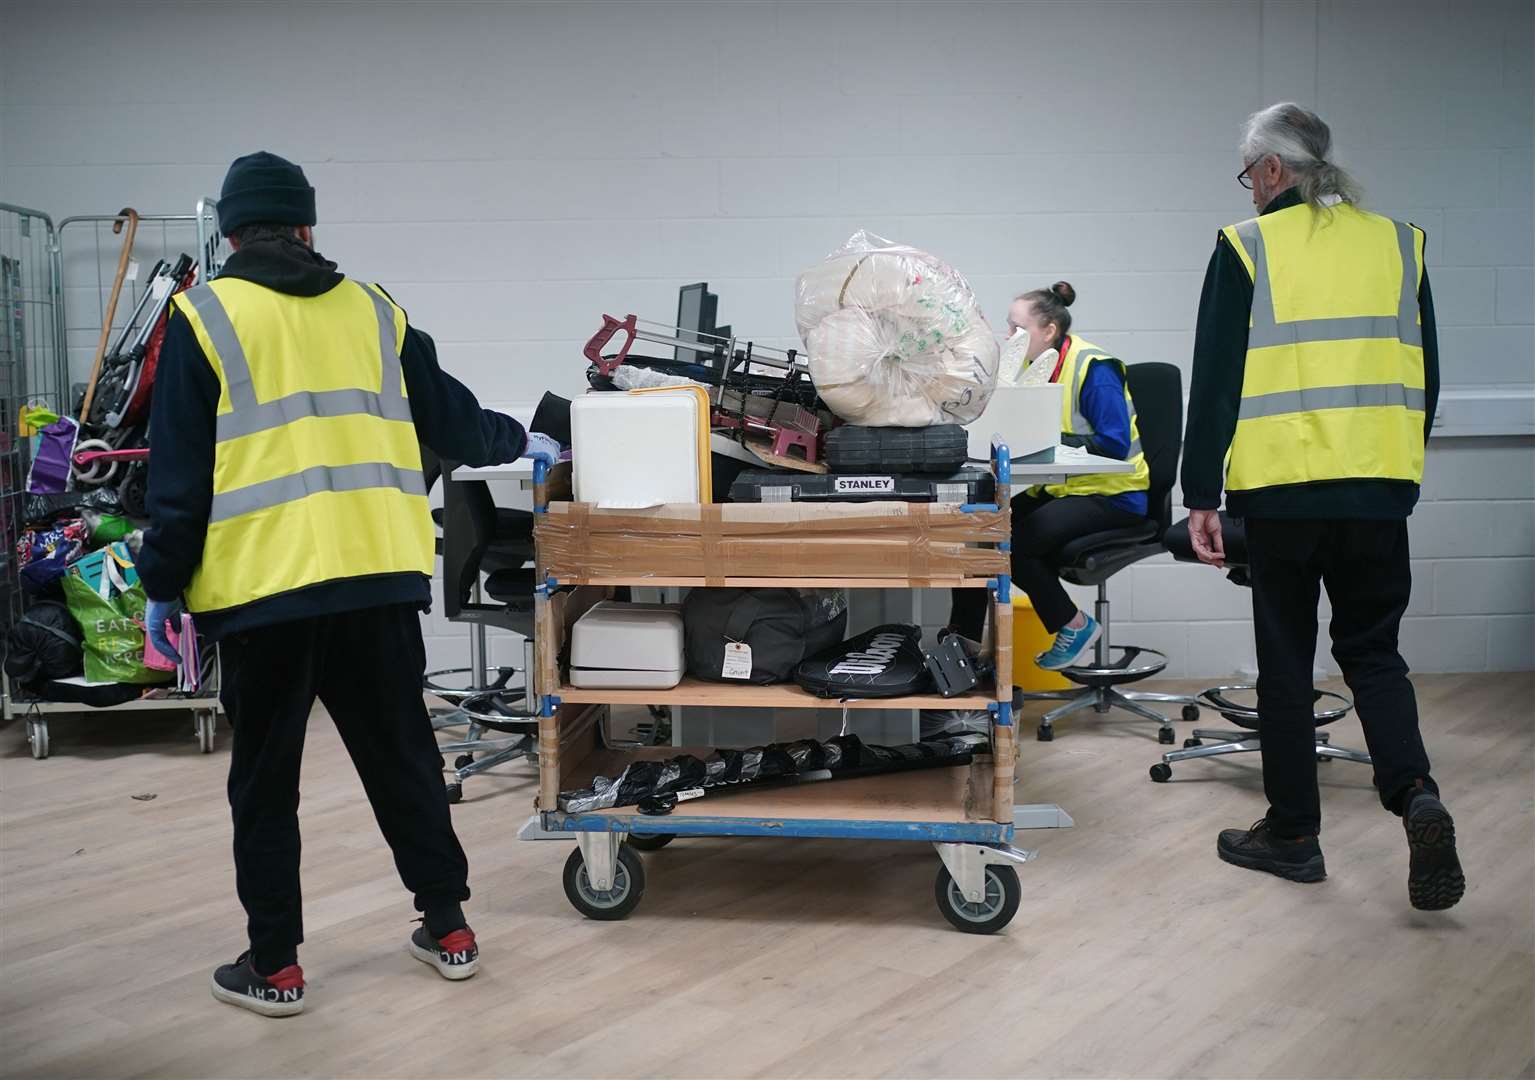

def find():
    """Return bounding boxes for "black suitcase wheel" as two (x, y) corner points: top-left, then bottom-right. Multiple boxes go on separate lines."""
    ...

(564, 844), (645, 921)
(934, 864), (1021, 934)
(626, 832), (675, 852)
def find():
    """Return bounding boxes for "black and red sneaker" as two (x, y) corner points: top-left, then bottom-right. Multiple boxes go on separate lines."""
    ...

(408, 924), (479, 981)
(210, 952), (305, 1017)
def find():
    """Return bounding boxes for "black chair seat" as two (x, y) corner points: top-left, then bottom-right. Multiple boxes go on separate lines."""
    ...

(484, 566), (538, 605)
(1164, 513), (1248, 565)
(1052, 519), (1162, 587)
(1055, 520), (1159, 564)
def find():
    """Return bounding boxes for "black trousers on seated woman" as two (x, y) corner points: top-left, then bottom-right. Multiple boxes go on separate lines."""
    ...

(950, 490), (1144, 641)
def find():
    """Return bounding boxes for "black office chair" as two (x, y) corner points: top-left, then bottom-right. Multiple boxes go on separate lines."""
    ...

(1148, 514), (1362, 782)
(421, 444), (535, 706)
(432, 463), (541, 803)
(1017, 362), (1200, 743)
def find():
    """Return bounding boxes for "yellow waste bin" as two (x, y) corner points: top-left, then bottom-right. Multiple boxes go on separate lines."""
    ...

(1011, 592), (1070, 690)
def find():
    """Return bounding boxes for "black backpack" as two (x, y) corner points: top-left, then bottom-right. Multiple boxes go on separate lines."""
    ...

(795, 623), (934, 699)
(3, 602), (84, 685)
(683, 588), (847, 685)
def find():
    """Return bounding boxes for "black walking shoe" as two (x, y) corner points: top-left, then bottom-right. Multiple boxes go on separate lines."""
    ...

(409, 923), (479, 981)
(210, 952), (305, 1017)
(1404, 791), (1465, 911)
(1217, 819), (1327, 883)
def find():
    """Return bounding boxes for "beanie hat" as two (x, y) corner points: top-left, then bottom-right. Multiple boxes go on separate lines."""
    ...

(217, 151), (317, 236)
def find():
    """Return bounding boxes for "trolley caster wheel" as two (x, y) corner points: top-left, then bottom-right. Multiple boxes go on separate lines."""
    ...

(1182, 704), (1200, 723)
(445, 782), (463, 804)
(563, 845), (645, 921)
(626, 832), (675, 852)
(1184, 737), (1203, 749)
(1158, 727), (1176, 745)
(195, 712), (216, 754)
(26, 718), (49, 760)
(1149, 763), (1172, 783)
(934, 863), (1020, 935)
(454, 754), (475, 770)
(1036, 723), (1054, 742)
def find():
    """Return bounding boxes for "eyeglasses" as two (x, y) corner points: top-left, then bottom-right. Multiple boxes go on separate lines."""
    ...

(1237, 158), (1260, 190)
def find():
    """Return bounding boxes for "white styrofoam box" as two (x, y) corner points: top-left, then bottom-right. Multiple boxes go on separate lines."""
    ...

(571, 391), (705, 508)
(969, 383), (1063, 461)
(569, 602), (684, 690)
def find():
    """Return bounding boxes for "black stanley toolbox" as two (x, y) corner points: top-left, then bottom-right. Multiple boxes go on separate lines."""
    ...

(728, 467), (996, 505)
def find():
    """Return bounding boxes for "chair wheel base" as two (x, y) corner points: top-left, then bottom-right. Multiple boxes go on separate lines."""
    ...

(1158, 727), (1176, 745)
(1184, 737), (1203, 748)
(1036, 723), (1054, 743)
(1149, 763), (1172, 783)
(445, 782), (463, 804)
(1181, 704), (1200, 723)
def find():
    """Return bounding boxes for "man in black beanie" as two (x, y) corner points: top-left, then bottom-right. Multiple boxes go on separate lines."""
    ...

(139, 151), (561, 1016)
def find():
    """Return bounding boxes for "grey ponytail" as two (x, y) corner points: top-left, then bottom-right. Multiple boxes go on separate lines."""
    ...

(1242, 102), (1363, 210)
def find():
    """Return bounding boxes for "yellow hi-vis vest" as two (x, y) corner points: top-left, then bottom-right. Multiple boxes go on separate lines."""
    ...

(1221, 202), (1427, 494)
(169, 277), (435, 616)
(1029, 336), (1151, 500)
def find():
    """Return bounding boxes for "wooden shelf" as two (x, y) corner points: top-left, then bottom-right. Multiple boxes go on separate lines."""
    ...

(555, 576), (997, 589)
(561, 748), (991, 825)
(557, 677), (1000, 711)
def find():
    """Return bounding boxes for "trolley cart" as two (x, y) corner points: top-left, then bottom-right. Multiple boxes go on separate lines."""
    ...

(0, 201), (229, 759)
(525, 439), (1038, 934)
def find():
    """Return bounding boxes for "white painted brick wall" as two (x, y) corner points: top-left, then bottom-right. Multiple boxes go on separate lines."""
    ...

(2, 0), (1529, 679)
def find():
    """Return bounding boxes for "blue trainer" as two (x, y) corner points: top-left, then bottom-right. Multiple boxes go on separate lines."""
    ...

(1036, 615), (1102, 671)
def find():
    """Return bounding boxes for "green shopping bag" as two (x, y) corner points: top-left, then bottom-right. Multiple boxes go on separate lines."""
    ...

(61, 543), (171, 685)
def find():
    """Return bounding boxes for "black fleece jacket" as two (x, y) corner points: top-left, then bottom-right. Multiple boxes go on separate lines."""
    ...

(137, 238), (527, 640)
(1181, 187), (1439, 520)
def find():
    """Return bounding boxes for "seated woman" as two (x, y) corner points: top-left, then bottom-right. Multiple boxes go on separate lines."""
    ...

(950, 281), (1150, 670)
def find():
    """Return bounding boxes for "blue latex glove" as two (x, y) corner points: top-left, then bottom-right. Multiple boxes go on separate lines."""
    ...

(522, 431), (562, 466)
(144, 597), (184, 664)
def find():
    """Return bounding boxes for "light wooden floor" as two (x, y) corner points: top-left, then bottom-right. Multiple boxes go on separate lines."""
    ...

(2, 674), (1531, 1080)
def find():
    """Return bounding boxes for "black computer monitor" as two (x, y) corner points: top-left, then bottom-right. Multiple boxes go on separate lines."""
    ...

(675, 282), (719, 363)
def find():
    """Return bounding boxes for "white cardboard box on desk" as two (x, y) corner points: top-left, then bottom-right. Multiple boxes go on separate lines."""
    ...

(967, 383), (1063, 461)
(569, 602), (686, 689)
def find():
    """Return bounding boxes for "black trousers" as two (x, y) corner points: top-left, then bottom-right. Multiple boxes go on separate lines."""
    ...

(1246, 518), (1438, 838)
(220, 603), (469, 967)
(950, 491), (1144, 639)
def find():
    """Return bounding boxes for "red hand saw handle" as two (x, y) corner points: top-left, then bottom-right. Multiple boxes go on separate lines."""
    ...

(583, 314), (637, 378)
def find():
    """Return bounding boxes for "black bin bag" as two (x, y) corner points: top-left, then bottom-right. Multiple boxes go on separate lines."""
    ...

(795, 623), (934, 699)
(3, 601), (83, 685)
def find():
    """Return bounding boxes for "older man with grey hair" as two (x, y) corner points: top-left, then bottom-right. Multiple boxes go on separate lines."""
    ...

(1180, 103), (1464, 910)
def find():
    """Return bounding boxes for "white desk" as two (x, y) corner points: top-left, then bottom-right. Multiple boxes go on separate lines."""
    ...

(450, 459), (535, 480)
(450, 445), (1133, 484)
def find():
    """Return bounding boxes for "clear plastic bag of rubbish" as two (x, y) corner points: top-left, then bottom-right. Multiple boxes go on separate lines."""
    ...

(795, 230), (1000, 427)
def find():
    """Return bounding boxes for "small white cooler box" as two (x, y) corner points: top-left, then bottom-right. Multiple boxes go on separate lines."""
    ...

(569, 602), (686, 689)
(967, 382), (1064, 461)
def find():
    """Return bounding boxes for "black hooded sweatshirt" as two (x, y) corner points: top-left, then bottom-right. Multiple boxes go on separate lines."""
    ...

(137, 238), (526, 640)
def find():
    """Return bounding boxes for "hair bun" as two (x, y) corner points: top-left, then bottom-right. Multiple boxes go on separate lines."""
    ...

(1050, 281), (1076, 307)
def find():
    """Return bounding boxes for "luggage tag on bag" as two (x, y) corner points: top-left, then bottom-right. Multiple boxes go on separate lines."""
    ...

(722, 641), (753, 680)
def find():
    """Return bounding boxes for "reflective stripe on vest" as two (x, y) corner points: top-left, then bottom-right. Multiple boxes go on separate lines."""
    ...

(171, 278), (434, 614)
(184, 283), (416, 444)
(1030, 336), (1150, 501)
(1222, 203), (1427, 492)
